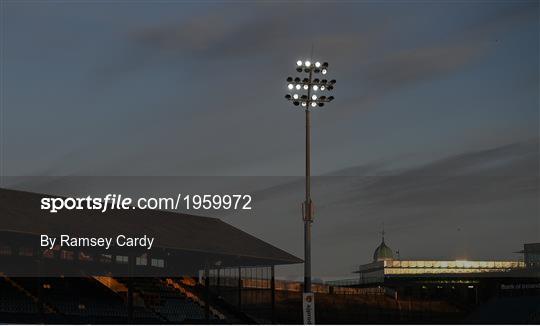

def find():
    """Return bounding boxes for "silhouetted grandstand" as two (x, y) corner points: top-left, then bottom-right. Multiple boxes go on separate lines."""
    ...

(0, 188), (301, 323)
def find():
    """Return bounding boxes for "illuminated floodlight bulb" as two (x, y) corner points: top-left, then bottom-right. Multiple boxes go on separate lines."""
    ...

(315, 62), (321, 68)
(311, 102), (317, 107)
(320, 85), (325, 91)
(305, 60), (311, 67)
(297, 60), (303, 66)
(288, 84), (294, 90)
(301, 102), (307, 107)
(296, 84), (301, 90)
(313, 85), (318, 91)
(322, 69), (327, 75)
(311, 94), (317, 100)
(303, 84), (308, 90)
(293, 94), (299, 99)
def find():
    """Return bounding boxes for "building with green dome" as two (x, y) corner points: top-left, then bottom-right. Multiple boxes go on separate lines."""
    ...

(372, 232), (394, 262)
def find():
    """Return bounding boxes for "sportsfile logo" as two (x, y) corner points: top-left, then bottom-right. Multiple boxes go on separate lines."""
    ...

(40, 193), (253, 213)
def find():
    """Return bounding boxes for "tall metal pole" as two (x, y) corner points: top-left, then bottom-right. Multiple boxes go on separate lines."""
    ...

(304, 69), (313, 294)
(205, 264), (210, 321)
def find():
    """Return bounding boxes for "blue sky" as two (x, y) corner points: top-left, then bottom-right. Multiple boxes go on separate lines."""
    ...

(2, 0), (538, 177)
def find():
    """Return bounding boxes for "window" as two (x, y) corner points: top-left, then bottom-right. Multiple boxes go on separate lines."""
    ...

(116, 255), (128, 264)
(43, 249), (55, 259)
(78, 252), (93, 261)
(60, 250), (74, 260)
(0, 246), (11, 256)
(136, 255), (148, 266)
(151, 258), (164, 268)
(100, 254), (112, 263)
(19, 247), (33, 257)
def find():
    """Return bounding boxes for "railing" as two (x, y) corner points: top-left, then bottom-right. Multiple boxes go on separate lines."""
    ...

(326, 277), (384, 287)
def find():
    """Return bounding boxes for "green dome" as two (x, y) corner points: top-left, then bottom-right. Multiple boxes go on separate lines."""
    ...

(373, 240), (394, 262)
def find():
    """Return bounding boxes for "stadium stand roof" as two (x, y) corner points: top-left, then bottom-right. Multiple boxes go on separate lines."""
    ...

(0, 188), (302, 273)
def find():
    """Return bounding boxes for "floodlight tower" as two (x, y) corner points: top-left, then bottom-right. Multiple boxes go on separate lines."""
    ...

(285, 59), (336, 294)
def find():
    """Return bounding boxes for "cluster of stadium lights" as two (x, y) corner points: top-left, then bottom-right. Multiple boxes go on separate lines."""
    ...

(285, 60), (336, 108)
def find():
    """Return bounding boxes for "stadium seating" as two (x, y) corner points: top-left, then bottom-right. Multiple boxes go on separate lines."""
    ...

(114, 277), (215, 322)
(1, 277), (164, 323)
(0, 278), (39, 314)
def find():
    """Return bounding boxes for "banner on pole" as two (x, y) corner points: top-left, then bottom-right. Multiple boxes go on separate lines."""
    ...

(303, 292), (315, 324)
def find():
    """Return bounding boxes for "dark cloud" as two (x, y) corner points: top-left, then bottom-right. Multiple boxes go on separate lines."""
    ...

(248, 138), (539, 208)
(341, 2), (539, 108)
(364, 43), (487, 90)
(94, 5), (391, 83)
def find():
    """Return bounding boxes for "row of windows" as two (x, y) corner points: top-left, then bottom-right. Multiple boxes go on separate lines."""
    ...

(384, 267), (516, 275)
(383, 259), (525, 269)
(1, 246), (33, 256)
(0, 245), (165, 268)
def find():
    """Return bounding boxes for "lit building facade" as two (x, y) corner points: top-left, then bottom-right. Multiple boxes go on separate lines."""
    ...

(355, 259), (526, 285)
(326, 236), (539, 319)
(327, 234), (537, 288)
